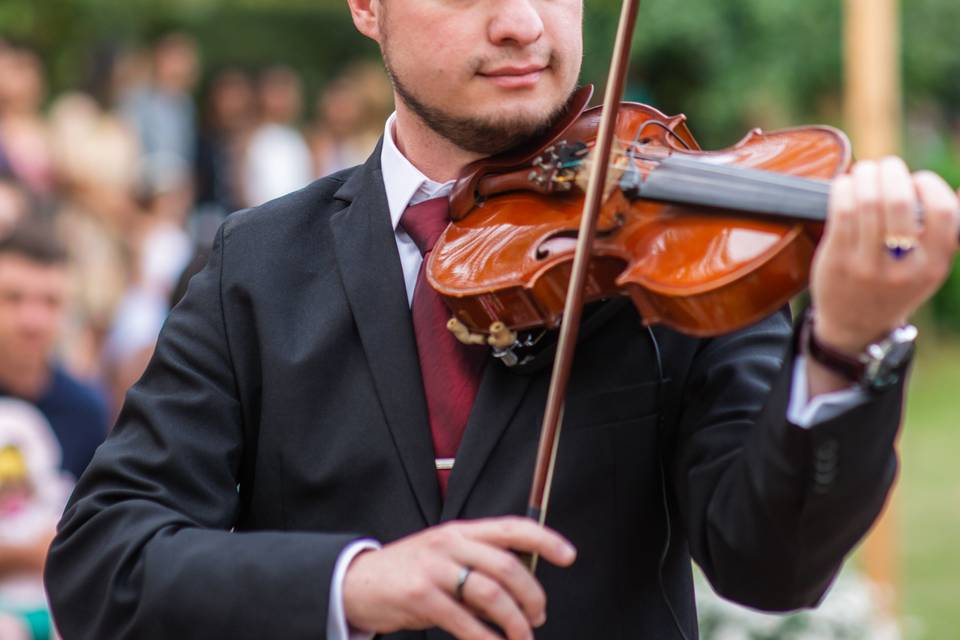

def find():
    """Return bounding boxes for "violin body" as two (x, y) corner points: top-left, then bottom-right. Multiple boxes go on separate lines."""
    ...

(430, 94), (851, 339)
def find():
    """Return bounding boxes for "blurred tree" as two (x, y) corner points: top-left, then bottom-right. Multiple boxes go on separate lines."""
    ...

(584, 0), (843, 147)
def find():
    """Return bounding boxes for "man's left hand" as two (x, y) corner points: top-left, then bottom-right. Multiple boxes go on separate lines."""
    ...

(810, 157), (959, 358)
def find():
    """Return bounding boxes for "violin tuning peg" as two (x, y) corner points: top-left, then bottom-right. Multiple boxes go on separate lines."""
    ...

(447, 317), (487, 346)
(487, 322), (517, 350)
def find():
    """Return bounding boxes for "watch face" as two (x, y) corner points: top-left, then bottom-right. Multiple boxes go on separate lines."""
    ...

(866, 325), (918, 390)
(884, 340), (916, 370)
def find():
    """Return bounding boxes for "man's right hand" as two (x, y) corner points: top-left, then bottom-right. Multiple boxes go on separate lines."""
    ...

(342, 516), (577, 640)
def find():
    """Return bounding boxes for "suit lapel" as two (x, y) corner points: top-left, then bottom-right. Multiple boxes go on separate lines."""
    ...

(330, 146), (441, 526)
(440, 299), (632, 520)
(328, 146), (630, 526)
(441, 362), (531, 521)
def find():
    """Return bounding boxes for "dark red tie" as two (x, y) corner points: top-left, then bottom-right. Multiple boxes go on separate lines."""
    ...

(400, 198), (486, 496)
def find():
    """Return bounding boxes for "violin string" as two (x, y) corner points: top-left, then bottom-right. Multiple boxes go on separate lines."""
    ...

(651, 155), (832, 195)
(662, 169), (828, 204)
(652, 162), (832, 217)
(612, 145), (827, 220)
(600, 140), (834, 197)
(601, 140), (929, 223)
(597, 135), (834, 194)
(592, 165), (826, 222)
(638, 164), (830, 222)
(574, 137), (835, 220)
(646, 166), (820, 197)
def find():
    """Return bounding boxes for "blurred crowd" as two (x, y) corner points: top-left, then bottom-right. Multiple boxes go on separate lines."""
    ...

(0, 31), (392, 639)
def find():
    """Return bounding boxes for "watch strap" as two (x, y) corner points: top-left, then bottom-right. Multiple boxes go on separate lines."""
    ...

(801, 312), (866, 383)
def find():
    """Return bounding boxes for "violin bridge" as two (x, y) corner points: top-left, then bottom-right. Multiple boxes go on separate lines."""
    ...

(576, 146), (628, 201)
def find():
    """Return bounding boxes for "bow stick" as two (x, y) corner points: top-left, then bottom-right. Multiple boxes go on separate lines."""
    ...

(524, 0), (643, 572)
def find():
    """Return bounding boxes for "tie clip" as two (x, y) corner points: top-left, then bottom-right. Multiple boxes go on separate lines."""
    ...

(435, 458), (455, 471)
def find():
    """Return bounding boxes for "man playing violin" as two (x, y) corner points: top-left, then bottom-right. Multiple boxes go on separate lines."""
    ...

(46, 2), (960, 639)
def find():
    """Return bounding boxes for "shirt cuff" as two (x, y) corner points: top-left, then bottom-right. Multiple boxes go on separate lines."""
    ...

(787, 356), (868, 428)
(327, 538), (381, 640)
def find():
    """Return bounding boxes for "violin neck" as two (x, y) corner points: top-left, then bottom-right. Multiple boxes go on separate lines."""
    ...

(625, 155), (830, 224)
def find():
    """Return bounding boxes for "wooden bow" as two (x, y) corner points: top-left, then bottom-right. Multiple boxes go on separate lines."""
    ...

(524, 0), (643, 572)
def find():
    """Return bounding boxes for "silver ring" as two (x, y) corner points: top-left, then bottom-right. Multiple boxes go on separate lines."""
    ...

(884, 235), (917, 260)
(454, 566), (472, 602)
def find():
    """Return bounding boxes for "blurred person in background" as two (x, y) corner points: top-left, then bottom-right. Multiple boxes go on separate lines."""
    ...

(0, 219), (108, 483)
(243, 65), (313, 206)
(309, 62), (393, 176)
(115, 34), (197, 415)
(48, 46), (143, 383)
(193, 67), (257, 246)
(0, 398), (72, 640)
(0, 178), (30, 236)
(120, 30), (199, 224)
(0, 36), (9, 178)
(0, 41), (55, 199)
(99, 213), (191, 421)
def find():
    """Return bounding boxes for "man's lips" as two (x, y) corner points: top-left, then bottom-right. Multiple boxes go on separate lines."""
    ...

(478, 64), (548, 89)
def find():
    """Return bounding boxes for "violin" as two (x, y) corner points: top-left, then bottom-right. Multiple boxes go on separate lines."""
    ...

(430, 84), (851, 347)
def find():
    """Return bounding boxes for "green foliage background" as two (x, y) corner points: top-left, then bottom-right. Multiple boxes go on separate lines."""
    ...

(1, 1), (956, 140)
(3, 0), (960, 328)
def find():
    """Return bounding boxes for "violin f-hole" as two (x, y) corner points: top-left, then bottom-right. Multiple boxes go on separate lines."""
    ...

(535, 212), (626, 260)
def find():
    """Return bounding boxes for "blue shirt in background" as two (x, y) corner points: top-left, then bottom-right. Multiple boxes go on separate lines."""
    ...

(0, 365), (109, 481)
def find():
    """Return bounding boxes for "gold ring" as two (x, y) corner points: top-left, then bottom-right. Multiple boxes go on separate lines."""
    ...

(884, 235), (917, 260)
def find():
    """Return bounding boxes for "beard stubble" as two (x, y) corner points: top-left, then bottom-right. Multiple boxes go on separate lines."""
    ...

(381, 44), (576, 156)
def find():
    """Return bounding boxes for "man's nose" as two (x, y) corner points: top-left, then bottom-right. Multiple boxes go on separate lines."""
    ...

(488, 0), (544, 47)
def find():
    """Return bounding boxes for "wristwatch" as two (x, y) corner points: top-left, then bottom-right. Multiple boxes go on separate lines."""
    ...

(802, 311), (918, 392)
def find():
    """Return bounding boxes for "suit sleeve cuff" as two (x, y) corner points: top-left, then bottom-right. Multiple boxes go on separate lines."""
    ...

(327, 538), (381, 640)
(787, 356), (868, 428)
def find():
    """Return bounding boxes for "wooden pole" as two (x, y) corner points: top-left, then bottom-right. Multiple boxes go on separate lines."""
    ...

(843, 0), (901, 619)
(845, 0), (902, 158)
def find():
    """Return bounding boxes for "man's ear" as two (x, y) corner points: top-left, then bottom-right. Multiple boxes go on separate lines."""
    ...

(346, 0), (382, 43)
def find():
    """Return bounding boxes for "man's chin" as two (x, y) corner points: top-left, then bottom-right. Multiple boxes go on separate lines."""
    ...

(456, 114), (558, 155)
(393, 70), (574, 155)
(455, 94), (571, 146)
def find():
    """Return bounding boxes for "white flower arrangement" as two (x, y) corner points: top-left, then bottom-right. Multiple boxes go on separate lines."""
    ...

(695, 569), (901, 640)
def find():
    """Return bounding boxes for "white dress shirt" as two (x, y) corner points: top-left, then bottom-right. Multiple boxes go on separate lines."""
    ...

(326, 113), (865, 640)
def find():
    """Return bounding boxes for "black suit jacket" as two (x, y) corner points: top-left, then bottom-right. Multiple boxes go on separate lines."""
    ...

(46, 144), (904, 639)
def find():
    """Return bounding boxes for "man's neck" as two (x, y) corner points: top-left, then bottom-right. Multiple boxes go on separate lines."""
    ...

(0, 359), (50, 401)
(392, 105), (484, 183)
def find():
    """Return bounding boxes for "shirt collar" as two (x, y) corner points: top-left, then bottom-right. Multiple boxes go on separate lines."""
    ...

(380, 112), (455, 231)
